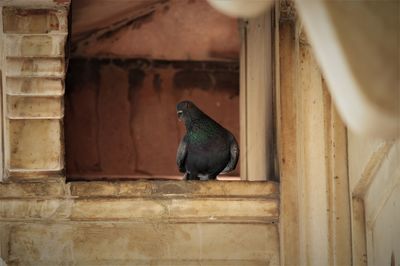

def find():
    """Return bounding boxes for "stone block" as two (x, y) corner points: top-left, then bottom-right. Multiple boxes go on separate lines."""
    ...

(0, 181), (66, 198)
(5, 35), (66, 57)
(9, 119), (62, 170)
(148, 180), (279, 197)
(0, 199), (72, 219)
(70, 198), (278, 222)
(7, 96), (63, 118)
(70, 180), (279, 198)
(6, 77), (63, 96)
(6, 57), (64, 77)
(0, 196), (277, 223)
(4, 223), (279, 265)
(2, 7), (68, 34)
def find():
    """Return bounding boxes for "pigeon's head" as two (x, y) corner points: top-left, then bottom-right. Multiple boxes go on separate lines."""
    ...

(176, 100), (202, 125)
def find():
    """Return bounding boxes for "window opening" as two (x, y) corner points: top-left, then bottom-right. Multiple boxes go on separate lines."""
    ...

(65, 0), (241, 181)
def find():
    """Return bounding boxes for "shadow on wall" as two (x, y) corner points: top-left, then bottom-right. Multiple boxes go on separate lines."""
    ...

(65, 58), (240, 180)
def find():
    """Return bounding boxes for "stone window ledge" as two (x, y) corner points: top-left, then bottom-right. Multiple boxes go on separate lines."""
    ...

(0, 180), (279, 224)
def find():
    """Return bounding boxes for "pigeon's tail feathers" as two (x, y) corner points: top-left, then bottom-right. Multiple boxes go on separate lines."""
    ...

(221, 134), (239, 174)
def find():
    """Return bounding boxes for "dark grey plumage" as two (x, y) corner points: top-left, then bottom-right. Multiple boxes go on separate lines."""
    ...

(176, 100), (239, 180)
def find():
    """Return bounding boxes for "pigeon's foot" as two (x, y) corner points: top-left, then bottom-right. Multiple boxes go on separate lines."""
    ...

(183, 172), (188, 180)
(198, 174), (209, 181)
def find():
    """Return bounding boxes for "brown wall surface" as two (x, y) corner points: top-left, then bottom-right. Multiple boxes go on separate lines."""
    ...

(71, 0), (240, 61)
(65, 58), (240, 180)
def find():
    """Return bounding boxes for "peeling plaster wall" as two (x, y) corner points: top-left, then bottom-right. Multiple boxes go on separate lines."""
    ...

(71, 0), (240, 61)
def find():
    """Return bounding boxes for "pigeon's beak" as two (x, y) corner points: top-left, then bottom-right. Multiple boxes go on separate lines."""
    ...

(177, 110), (183, 120)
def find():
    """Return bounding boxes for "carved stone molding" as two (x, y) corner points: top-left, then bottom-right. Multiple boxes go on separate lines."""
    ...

(0, 4), (70, 180)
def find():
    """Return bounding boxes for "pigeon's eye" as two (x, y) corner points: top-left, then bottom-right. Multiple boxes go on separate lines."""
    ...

(177, 110), (183, 115)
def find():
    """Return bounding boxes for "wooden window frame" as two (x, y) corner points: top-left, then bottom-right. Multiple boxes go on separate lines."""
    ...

(276, 1), (353, 265)
(239, 9), (274, 181)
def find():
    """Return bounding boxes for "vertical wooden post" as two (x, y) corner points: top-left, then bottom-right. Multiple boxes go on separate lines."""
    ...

(240, 10), (273, 181)
(351, 197), (368, 266)
(277, 1), (352, 264)
(325, 89), (352, 266)
(0, 8), (4, 181)
(239, 19), (248, 181)
(276, 2), (300, 264)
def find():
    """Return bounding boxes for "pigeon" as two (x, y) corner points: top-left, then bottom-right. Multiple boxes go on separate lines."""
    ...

(176, 100), (239, 180)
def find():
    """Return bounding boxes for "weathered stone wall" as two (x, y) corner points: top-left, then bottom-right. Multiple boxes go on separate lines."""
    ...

(1, 5), (68, 180)
(0, 181), (280, 265)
